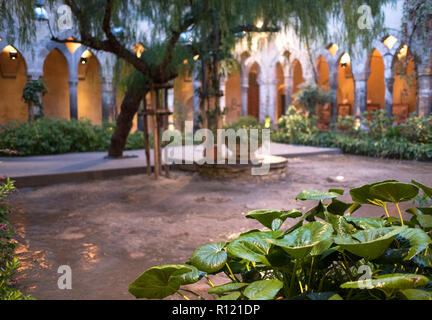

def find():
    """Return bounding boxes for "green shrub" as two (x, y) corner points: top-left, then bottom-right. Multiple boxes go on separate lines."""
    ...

(274, 108), (432, 161)
(0, 179), (33, 300)
(0, 118), (151, 156)
(129, 180), (432, 300)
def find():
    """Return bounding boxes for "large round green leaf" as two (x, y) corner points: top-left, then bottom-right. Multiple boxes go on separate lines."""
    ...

(246, 209), (302, 230)
(341, 273), (429, 290)
(371, 182), (419, 204)
(412, 179), (432, 199)
(208, 282), (249, 295)
(243, 279), (283, 300)
(335, 227), (406, 260)
(400, 289), (432, 300)
(268, 222), (334, 259)
(227, 232), (276, 266)
(217, 292), (242, 300)
(190, 242), (227, 273)
(129, 265), (191, 299)
(296, 189), (341, 201)
(350, 180), (397, 205)
(344, 217), (386, 230)
(170, 265), (204, 286)
(397, 227), (432, 260)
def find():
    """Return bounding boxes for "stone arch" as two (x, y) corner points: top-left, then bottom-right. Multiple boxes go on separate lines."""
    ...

(0, 44), (28, 123)
(247, 62), (260, 119)
(366, 49), (386, 110)
(336, 52), (355, 117)
(77, 50), (103, 124)
(316, 55), (330, 91)
(391, 43), (417, 120)
(42, 48), (70, 120)
(275, 62), (285, 120)
(292, 59), (304, 97)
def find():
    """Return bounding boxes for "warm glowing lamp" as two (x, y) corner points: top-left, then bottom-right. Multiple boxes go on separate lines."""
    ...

(327, 44), (339, 56)
(383, 36), (398, 50)
(397, 45), (408, 60)
(256, 20), (264, 29)
(340, 53), (351, 68)
(80, 50), (92, 64)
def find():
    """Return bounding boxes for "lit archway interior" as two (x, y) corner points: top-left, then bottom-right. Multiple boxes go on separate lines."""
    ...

(42, 49), (70, 120)
(173, 64), (194, 131)
(367, 49), (385, 111)
(292, 59), (304, 110)
(247, 62), (260, 119)
(316, 56), (331, 128)
(224, 68), (242, 124)
(392, 45), (417, 121)
(0, 45), (28, 123)
(337, 53), (354, 117)
(78, 50), (102, 125)
(276, 62), (285, 120)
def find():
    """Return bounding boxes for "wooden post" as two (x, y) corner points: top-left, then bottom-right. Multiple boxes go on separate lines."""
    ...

(163, 88), (170, 178)
(142, 97), (152, 176)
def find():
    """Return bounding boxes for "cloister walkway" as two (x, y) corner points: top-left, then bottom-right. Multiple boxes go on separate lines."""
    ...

(0, 143), (341, 188)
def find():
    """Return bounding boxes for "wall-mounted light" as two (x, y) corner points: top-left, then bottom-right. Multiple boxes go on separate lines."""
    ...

(111, 27), (124, 38)
(2, 45), (18, 60)
(340, 53), (351, 69)
(383, 35), (398, 50)
(34, 0), (48, 21)
(256, 20), (264, 29)
(9, 51), (18, 60)
(193, 55), (200, 61)
(80, 50), (92, 65)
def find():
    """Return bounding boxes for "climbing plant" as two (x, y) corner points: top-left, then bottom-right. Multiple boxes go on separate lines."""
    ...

(22, 80), (48, 121)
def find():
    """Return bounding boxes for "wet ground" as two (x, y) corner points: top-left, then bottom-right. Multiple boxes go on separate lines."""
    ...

(8, 154), (432, 300)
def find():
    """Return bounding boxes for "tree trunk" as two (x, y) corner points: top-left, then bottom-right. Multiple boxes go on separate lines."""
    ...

(108, 89), (145, 158)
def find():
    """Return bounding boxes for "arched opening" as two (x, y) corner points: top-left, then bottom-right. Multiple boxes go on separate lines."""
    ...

(392, 45), (417, 123)
(292, 59), (305, 110)
(367, 49), (385, 113)
(225, 68), (242, 124)
(77, 50), (102, 125)
(247, 62), (260, 119)
(337, 53), (354, 118)
(42, 49), (70, 120)
(316, 56), (331, 129)
(276, 62), (285, 120)
(173, 63), (194, 131)
(0, 45), (27, 124)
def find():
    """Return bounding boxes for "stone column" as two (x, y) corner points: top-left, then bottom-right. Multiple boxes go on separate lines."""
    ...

(167, 87), (175, 129)
(284, 74), (293, 110)
(192, 71), (201, 131)
(219, 77), (227, 125)
(329, 68), (339, 123)
(68, 78), (79, 120)
(383, 53), (394, 115)
(417, 65), (432, 117)
(101, 79), (115, 121)
(353, 73), (369, 116)
(241, 76), (249, 117)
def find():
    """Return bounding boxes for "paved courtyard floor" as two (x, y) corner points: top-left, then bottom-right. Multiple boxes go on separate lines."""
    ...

(7, 154), (432, 300)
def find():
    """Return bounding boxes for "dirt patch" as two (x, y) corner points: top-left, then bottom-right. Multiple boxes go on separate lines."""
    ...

(8, 154), (432, 300)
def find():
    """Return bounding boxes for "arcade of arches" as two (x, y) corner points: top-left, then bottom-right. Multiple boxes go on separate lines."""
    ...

(0, 42), (430, 129)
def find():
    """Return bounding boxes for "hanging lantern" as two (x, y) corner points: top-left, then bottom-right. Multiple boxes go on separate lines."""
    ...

(34, 0), (48, 21)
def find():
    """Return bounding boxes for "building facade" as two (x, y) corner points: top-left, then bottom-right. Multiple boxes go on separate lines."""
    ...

(0, 0), (431, 129)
